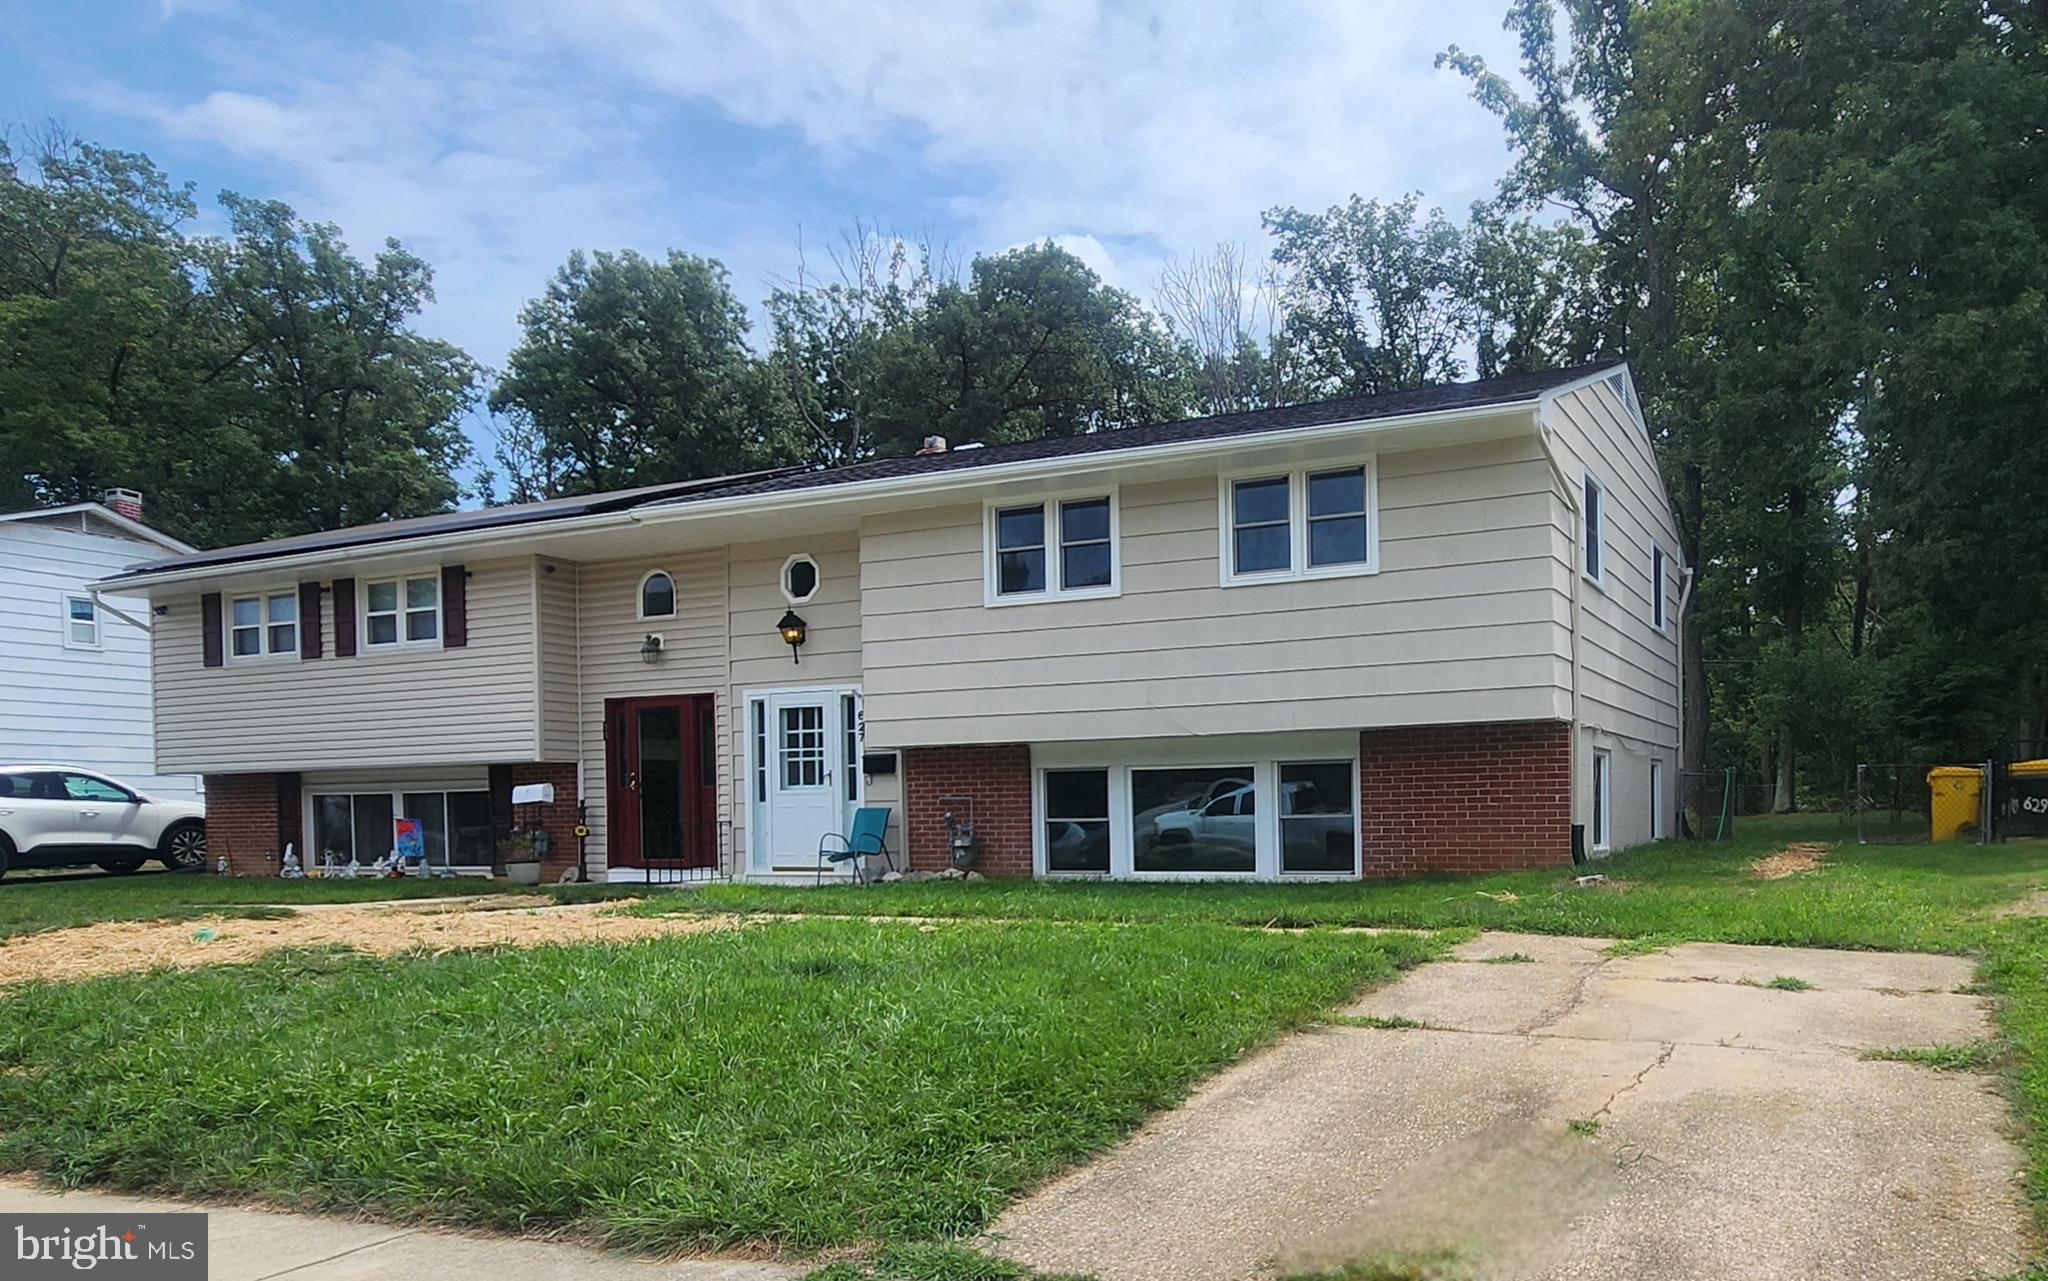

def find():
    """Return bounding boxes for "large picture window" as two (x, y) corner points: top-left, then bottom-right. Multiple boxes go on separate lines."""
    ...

(1221, 462), (1378, 585)
(1132, 766), (1256, 874)
(986, 492), (1119, 603)
(312, 788), (491, 868)
(1037, 750), (1360, 880)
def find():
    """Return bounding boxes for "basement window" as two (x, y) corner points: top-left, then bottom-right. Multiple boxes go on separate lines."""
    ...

(1044, 769), (1111, 874)
(1590, 750), (1612, 852)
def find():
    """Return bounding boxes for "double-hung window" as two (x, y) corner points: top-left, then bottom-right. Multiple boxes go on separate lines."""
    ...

(62, 596), (100, 649)
(1221, 462), (1378, 584)
(229, 592), (297, 659)
(987, 493), (1118, 603)
(365, 574), (440, 648)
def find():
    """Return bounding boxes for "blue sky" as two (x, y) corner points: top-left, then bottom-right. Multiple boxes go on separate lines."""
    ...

(2, 0), (1528, 466)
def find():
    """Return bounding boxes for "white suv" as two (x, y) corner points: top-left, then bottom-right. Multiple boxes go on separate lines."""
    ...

(0, 766), (207, 877)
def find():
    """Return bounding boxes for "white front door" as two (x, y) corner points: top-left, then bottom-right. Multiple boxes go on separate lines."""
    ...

(761, 690), (843, 870)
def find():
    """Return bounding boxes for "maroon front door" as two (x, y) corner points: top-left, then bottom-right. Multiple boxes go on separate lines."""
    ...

(606, 695), (718, 869)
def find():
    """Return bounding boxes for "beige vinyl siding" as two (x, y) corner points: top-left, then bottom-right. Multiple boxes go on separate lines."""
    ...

(859, 435), (1574, 747)
(726, 531), (869, 864)
(535, 559), (580, 760)
(153, 557), (540, 773)
(1546, 380), (1683, 748)
(575, 551), (726, 876)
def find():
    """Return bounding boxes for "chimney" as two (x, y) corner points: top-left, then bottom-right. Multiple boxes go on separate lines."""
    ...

(102, 488), (144, 522)
(916, 435), (948, 455)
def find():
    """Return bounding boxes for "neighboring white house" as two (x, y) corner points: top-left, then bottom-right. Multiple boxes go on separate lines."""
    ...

(0, 492), (203, 800)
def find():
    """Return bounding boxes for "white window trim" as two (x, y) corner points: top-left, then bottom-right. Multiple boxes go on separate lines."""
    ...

(1590, 748), (1613, 852)
(1217, 458), (1380, 587)
(1651, 545), (1671, 633)
(1648, 758), (1666, 841)
(225, 588), (300, 664)
(360, 572), (443, 651)
(1031, 748), (1362, 881)
(637, 568), (678, 620)
(780, 553), (822, 606)
(1582, 470), (1607, 591)
(982, 487), (1121, 607)
(61, 595), (101, 651)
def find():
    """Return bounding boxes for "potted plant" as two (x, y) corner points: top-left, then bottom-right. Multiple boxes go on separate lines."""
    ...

(499, 831), (542, 885)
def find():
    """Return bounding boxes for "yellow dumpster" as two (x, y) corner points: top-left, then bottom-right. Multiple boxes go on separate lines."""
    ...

(1927, 765), (1984, 841)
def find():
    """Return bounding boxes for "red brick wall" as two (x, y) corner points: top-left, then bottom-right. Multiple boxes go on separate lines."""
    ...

(903, 744), (1033, 876)
(508, 762), (581, 881)
(203, 772), (295, 876)
(1359, 720), (1572, 876)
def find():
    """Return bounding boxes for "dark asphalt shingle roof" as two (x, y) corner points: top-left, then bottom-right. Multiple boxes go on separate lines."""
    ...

(111, 361), (1619, 580)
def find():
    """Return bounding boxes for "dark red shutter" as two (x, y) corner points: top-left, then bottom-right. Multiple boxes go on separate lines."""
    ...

(298, 583), (323, 659)
(200, 593), (223, 667)
(442, 564), (468, 648)
(487, 763), (514, 872)
(276, 773), (302, 865)
(332, 577), (356, 657)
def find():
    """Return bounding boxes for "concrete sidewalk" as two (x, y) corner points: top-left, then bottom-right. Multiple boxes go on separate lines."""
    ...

(992, 932), (2028, 1281)
(0, 1181), (801, 1281)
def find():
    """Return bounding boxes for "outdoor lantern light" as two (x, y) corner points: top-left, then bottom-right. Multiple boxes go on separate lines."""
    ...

(640, 633), (664, 664)
(776, 609), (808, 664)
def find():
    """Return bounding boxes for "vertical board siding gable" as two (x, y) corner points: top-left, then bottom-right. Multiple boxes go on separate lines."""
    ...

(443, 565), (469, 648)
(332, 577), (357, 657)
(200, 593), (223, 667)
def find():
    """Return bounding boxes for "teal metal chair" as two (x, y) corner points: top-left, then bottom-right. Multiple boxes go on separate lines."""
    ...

(818, 806), (895, 885)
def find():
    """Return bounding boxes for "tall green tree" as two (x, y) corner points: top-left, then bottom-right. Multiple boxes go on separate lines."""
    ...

(769, 237), (1194, 462)
(491, 249), (795, 496)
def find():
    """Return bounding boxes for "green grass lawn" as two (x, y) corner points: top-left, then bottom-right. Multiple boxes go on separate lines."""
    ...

(0, 918), (1438, 1254)
(660, 818), (2048, 954)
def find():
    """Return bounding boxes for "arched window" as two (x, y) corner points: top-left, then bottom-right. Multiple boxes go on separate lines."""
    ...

(781, 554), (820, 605)
(639, 570), (676, 619)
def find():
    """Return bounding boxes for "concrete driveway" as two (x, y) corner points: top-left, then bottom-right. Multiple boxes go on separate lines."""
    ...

(993, 932), (2027, 1281)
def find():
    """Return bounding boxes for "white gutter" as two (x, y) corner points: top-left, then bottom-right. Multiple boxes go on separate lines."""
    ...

(93, 397), (1544, 593)
(89, 592), (152, 633)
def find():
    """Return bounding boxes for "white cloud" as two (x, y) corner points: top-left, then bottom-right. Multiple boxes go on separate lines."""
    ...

(505, 0), (1526, 277)
(82, 41), (712, 371)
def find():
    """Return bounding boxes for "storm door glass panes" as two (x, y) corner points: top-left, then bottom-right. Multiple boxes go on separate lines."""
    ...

(1232, 477), (1291, 574)
(996, 504), (1047, 595)
(1131, 766), (1255, 873)
(1279, 761), (1355, 872)
(1059, 498), (1112, 589)
(1044, 769), (1110, 873)
(639, 707), (683, 860)
(780, 705), (825, 787)
(1306, 467), (1368, 567)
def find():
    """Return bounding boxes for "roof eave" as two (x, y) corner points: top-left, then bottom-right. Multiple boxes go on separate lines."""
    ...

(94, 395), (1545, 593)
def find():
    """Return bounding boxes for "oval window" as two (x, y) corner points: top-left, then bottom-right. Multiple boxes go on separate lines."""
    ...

(782, 554), (820, 605)
(640, 571), (676, 619)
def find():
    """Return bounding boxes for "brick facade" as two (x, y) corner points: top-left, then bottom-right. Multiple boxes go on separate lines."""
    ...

(504, 761), (582, 881)
(203, 772), (298, 876)
(902, 744), (1033, 876)
(1358, 720), (1572, 876)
